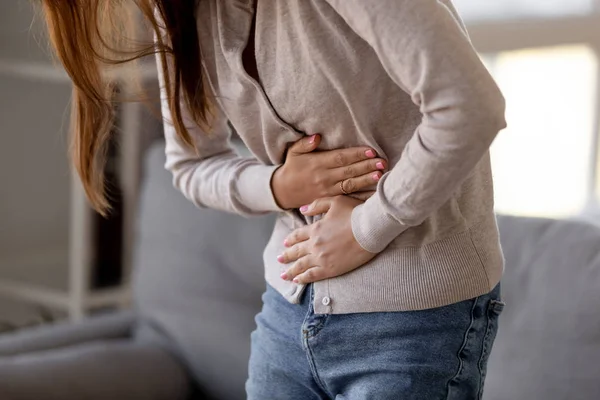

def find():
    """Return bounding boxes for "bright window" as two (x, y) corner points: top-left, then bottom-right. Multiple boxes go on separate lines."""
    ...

(453, 0), (595, 22)
(485, 45), (598, 217)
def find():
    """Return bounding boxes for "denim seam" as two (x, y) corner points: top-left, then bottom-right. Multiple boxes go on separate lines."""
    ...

(300, 309), (333, 397)
(303, 338), (335, 399)
(476, 300), (500, 399)
(300, 285), (334, 398)
(445, 295), (479, 399)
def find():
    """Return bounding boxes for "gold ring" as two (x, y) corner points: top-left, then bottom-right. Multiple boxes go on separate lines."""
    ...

(340, 180), (350, 195)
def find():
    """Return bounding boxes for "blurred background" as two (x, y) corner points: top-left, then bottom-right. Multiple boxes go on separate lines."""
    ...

(1, 1), (600, 399)
(0, 1), (157, 328)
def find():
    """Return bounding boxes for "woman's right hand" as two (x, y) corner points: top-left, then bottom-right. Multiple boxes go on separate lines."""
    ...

(271, 134), (387, 210)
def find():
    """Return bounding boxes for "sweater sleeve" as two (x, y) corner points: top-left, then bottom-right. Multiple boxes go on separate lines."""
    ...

(156, 54), (283, 216)
(324, 0), (507, 253)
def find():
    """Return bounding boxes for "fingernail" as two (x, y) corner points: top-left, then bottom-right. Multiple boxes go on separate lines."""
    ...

(293, 277), (299, 284)
(300, 205), (309, 213)
(277, 254), (285, 263)
(376, 162), (385, 170)
(283, 239), (289, 247)
(372, 173), (381, 182)
(280, 272), (289, 280)
(309, 134), (318, 144)
(365, 149), (375, 158)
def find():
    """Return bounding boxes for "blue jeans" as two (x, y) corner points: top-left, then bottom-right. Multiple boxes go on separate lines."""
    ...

(246, 283), (503, 399)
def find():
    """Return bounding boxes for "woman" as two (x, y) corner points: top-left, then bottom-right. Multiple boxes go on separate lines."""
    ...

(42, 0), (507, 398)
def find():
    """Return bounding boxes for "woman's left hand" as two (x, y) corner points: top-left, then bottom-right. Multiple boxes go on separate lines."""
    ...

(278, 196), (377, 284)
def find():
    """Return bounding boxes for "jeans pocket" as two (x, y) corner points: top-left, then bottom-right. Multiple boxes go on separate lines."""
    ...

(477, 299), (505, 399)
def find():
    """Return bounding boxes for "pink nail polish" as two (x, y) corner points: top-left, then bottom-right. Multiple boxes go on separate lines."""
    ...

(277, 254), (285, 263)
(293, 277), (299, 284)
(376, 162), (385, 170)
(309, 135), (316, 144)
(365, 149), (376, 158)
(372, 173), (381, 182)
(300, 205), (309, 213)
(283, 239), (289, 247)
(280, 272), (288, 280)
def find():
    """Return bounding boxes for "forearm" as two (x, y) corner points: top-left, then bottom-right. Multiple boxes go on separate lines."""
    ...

(351, 105), (505, 253)
(165, 148), (282, 216)
(326, 0), (507, 253)
(157, 51), (282, 216)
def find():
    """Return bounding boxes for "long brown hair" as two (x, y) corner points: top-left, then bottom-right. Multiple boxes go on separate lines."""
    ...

(41, 0), (206, 215)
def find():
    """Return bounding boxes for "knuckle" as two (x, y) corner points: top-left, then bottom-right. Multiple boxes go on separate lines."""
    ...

(296, 230), (305, 241)
(316, 250), (326, 261)
(290, 262), (301, 275)
(313, 175), (326, 188)
(300, 261), (312, 274)
(334, 152), (346, 167)
(304, 269), (316, 281)
(312, 221), (323, 232)
(320, 180), (333, 194)
(344, 179), (357, 192)
(343, 166), (354, 178)
(323, 185), (337, 197)
(357, 160), (371, 174)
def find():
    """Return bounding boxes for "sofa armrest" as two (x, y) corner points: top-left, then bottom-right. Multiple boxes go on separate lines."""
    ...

(0, 310), (136, 357)
(0, 340), (191, 400)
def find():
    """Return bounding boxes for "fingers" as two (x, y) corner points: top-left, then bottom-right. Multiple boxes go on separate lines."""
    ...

(338, 171), (382, 195)
(281, 257), (328, 285)
(288, 134), (321, 156)
(324, 146), (378, 168)
(300, 197), (335, 216)
(293, 266), (327, 284)
(280, 256), (316, 282)
(348, 190), (376, 201)
(284, 226), (311, 248)
(333, 158), (386, 182)
(277, 242), (310, 264)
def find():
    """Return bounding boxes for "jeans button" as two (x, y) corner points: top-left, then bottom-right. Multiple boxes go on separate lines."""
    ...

(322, 296), (331, 306)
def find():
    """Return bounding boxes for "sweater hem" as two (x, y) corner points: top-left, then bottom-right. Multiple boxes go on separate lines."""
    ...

(264, 213), (503, 314)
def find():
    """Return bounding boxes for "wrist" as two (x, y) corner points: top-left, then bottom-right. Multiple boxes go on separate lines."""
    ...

(271, 165), (291, 210)
(350, 197), (408, 254)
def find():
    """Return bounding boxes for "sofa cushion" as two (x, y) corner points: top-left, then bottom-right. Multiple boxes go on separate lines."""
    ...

(132, 140), (275, 400)
(486, 215), (600, 400)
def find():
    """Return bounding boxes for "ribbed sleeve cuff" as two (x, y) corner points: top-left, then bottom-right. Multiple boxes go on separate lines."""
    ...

(351, 194), (409, 254)
(236, 164), (285, 214)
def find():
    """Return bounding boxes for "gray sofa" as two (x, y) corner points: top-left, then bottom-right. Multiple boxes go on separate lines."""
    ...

(0, 140), (599, 399)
